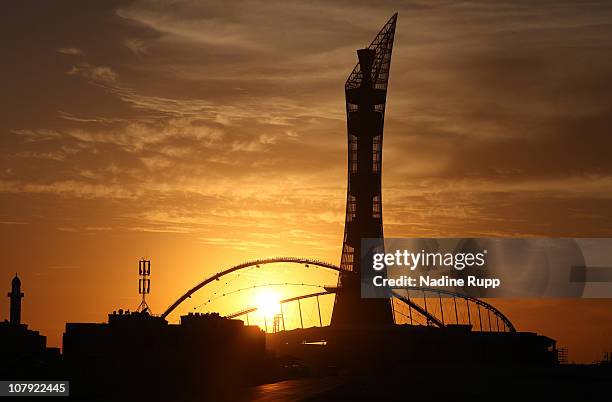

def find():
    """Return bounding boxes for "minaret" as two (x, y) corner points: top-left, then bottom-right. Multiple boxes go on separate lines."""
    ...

(8, 273), (24, 326)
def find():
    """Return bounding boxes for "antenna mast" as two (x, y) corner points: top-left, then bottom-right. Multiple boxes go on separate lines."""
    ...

(137, 259), (151, 313)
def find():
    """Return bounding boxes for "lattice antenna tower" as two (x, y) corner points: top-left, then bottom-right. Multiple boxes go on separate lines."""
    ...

(137, 259), (151, 313)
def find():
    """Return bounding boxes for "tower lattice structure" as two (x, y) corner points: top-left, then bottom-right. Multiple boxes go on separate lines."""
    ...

(331, 14), (398, 328)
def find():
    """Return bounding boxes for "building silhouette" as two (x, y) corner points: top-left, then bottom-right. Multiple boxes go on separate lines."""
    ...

(8, 13), (612, 401)
(331, 13), (397, 328)
(0, 274), (58, 379)
(63, 310), (266, 399)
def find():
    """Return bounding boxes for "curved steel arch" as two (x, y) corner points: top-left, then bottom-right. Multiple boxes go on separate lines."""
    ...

(226, 290), (333, 319)
(160, 257), (342, 319)
(393, 287), (516, 332)
(224, 287), (515, 333)
(224, 288), (443, 327)
(162, 257), (516, 333)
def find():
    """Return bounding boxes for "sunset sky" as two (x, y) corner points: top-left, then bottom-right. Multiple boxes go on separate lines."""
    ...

(2, 0), (612, 362)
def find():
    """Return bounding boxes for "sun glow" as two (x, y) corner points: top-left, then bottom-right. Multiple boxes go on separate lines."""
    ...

(255, 290), (281, 318)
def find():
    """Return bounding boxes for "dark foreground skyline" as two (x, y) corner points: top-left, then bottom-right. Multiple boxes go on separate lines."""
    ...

(2, 1), (612, 362)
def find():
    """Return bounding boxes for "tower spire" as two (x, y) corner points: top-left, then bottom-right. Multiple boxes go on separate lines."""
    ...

(331, 13), (398, 328)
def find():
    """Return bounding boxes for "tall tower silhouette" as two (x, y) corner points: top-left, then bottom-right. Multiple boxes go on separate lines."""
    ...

(8, 274), (24, 326)
(331, 14), (397, 328)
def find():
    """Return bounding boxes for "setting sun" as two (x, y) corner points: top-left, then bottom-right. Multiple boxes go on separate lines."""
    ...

(255, 291), (281, 318)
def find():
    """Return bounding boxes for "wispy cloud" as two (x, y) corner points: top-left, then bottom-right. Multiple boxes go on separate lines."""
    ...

(124, 38), (148, 55)
(67, 63), (117, 84)
(57, 47), (84, 56)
